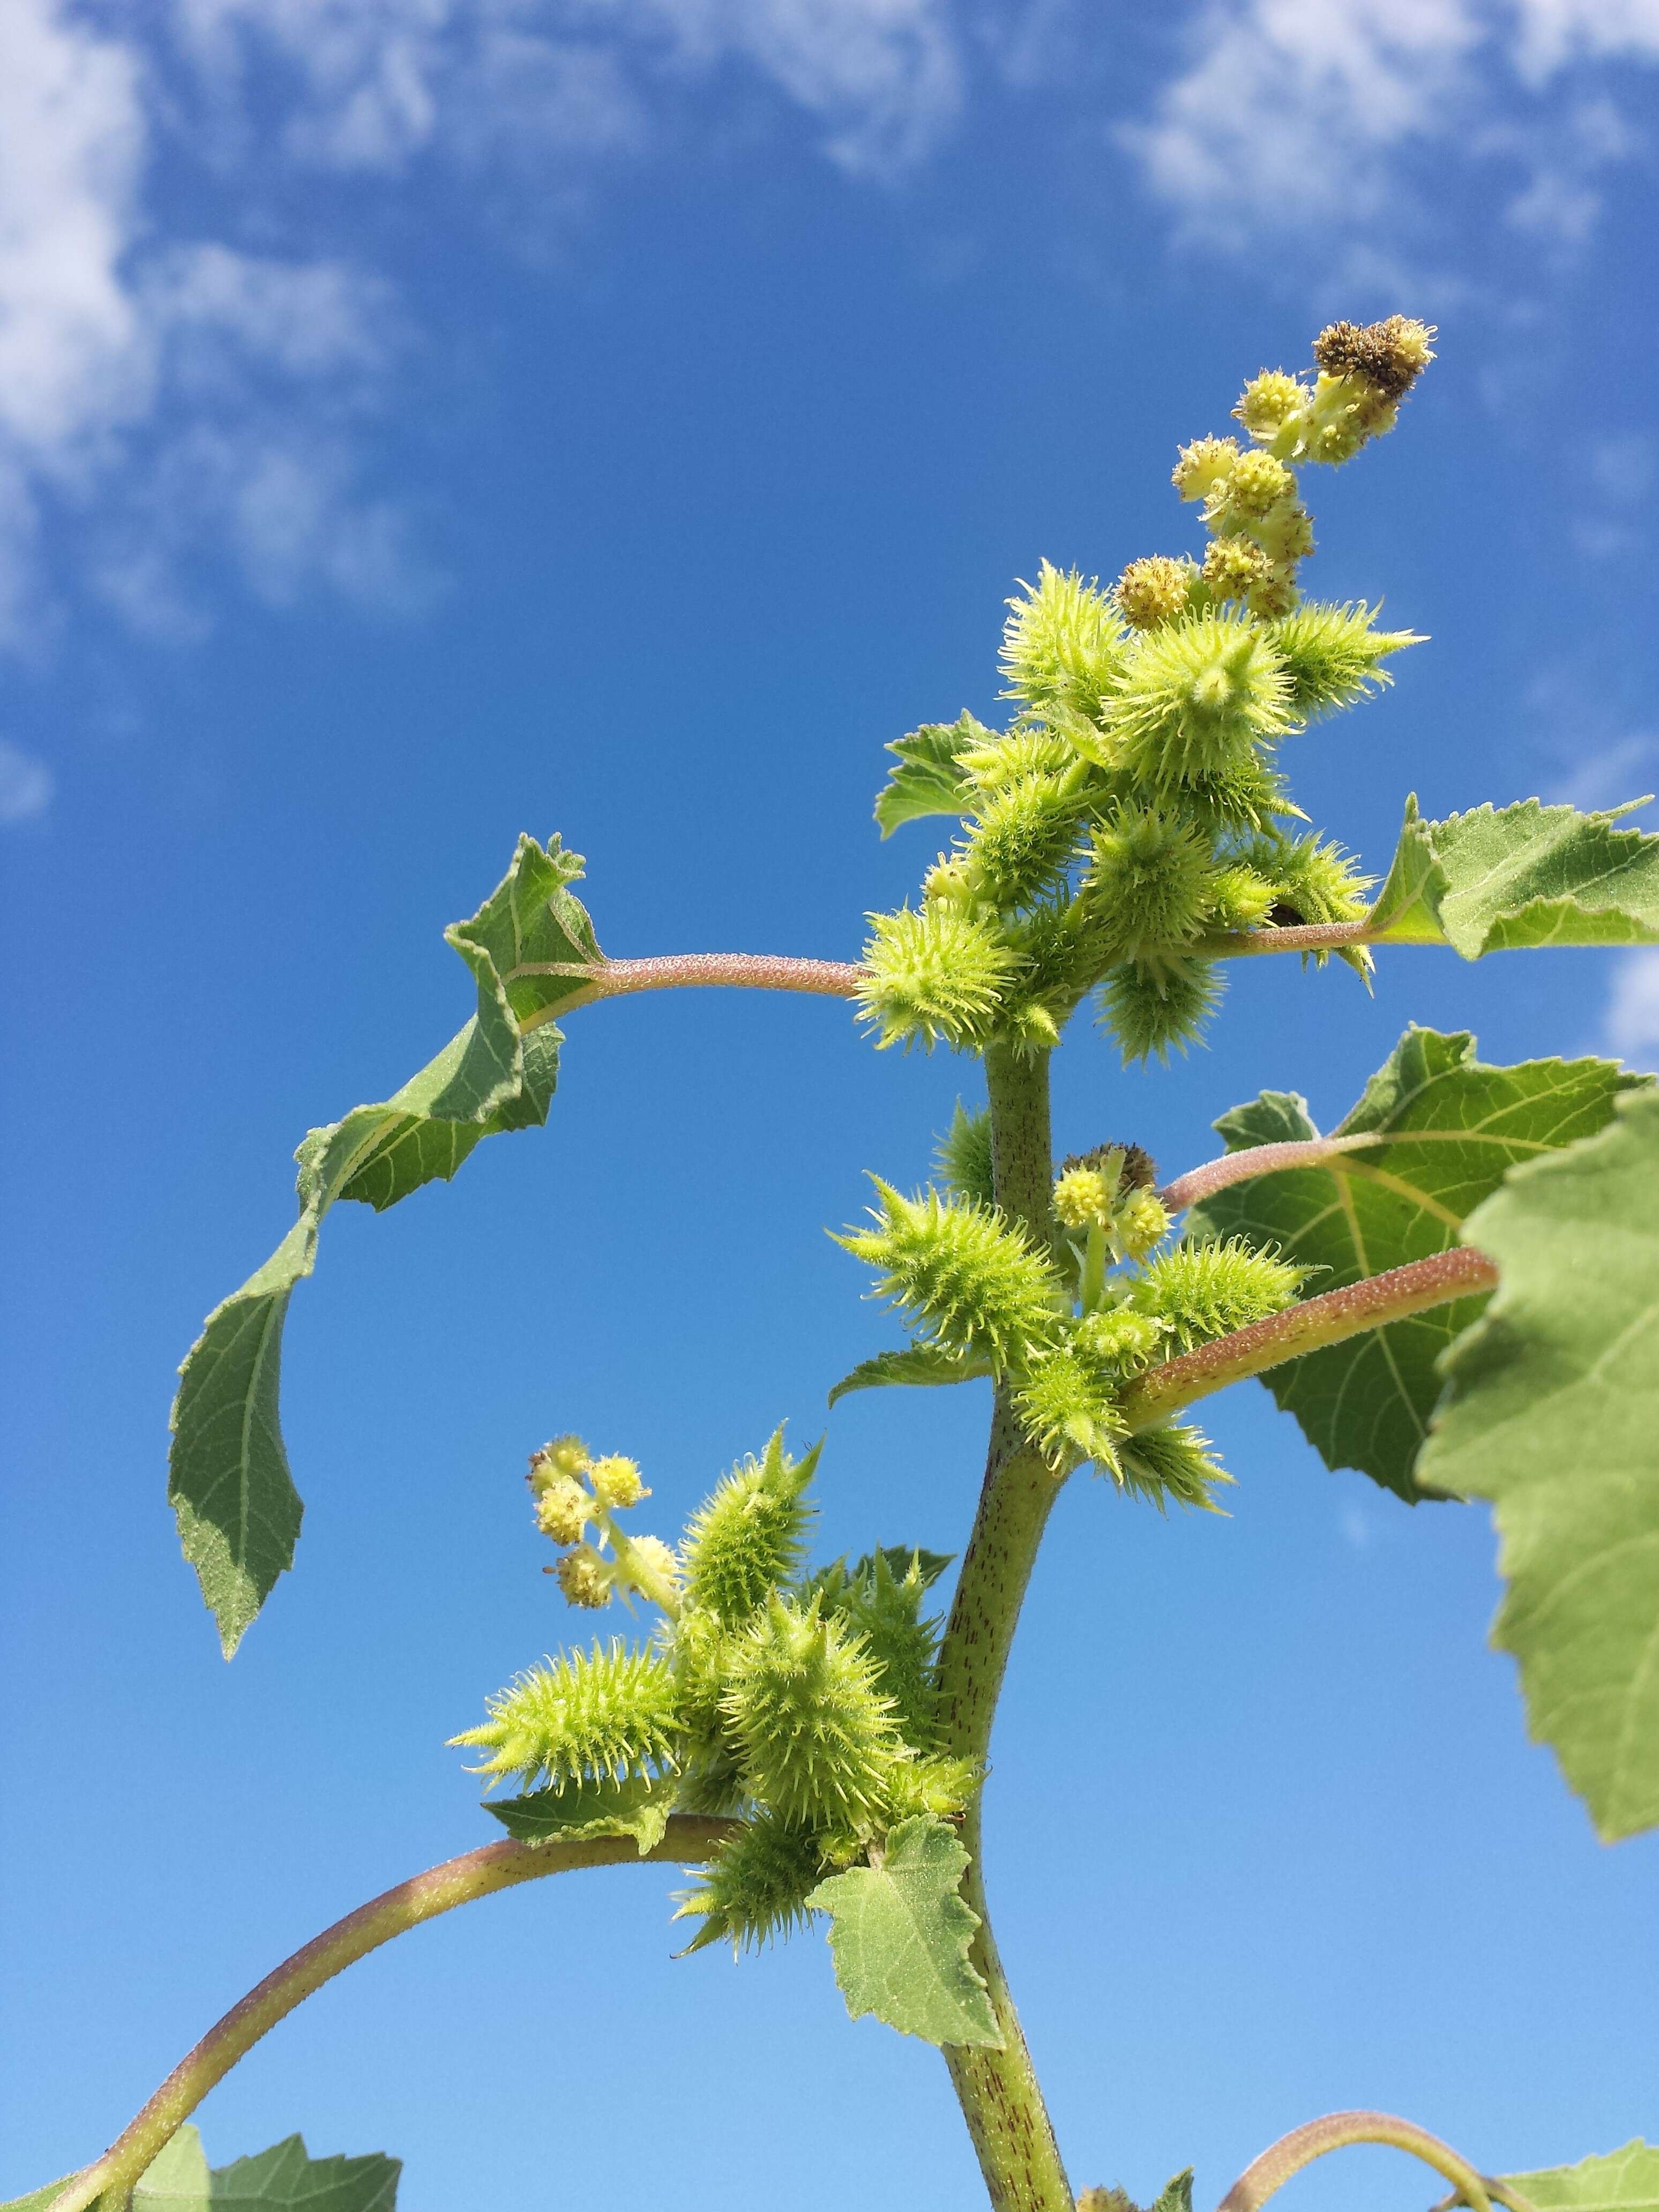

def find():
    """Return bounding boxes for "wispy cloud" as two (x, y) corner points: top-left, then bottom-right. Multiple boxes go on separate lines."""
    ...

(0, 0), (963, 654)
(1118, 0), (1659, 288)
(1604, 947), (1659, 1064)
(0, 737), (55, 823)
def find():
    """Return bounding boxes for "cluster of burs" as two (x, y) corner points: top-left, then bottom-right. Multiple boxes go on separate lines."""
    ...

(858, 315), (1436, 1065)
(453, 1129), (1318, 1948)
(453, 1430), (977, 1951)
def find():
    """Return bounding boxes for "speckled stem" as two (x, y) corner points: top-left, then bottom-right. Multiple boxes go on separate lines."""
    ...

(935, 1045), (1074, 2212)
(1157, 1134), (1382, 1214)
(1215, 2109), (1522, 2212)
(1204, 918), (1376, 957)
(43, 1820), (733, 2212)
(1120, 1247), (1498, 1431)
(512, 951), (864, 1030)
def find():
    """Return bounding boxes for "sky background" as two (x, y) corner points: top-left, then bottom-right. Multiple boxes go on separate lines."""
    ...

(3, 2), (1659, 2207)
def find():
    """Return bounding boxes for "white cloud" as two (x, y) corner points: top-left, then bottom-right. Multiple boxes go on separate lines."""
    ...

(0, 737), (55, 823)
(169, 0), (963, 180)
(1121, 0), (1659, 271)
(0, 0), (419, 647)
(0, 0), (970, 652)
(1604, 948), (1659, 1063)
(0, 0), (148, 457)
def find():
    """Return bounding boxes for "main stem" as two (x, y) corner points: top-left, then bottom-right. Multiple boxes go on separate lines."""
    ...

(935, 1045), (1075, 2212)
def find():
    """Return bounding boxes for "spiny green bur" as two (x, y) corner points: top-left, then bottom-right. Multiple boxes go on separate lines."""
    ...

(679, 1429), (818, 1623)
(722, 1594), (902, 1829)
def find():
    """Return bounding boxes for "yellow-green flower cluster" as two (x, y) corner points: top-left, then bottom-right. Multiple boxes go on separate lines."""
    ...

(526, 1434), (679, 1613)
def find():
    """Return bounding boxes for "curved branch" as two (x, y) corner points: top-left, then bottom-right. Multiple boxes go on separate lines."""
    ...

(1121, 1247), (1498, 1430)
(1215, 2109), (1534, 2212)
(513, 953), (864, 1030)
(44, 1817), (735, 2212)
(1158, 1135), (1382, 1214)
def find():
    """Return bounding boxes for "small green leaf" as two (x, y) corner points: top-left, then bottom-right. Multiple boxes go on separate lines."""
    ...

(1419, 1090), (1659, 1840)
(807, 1814), (1002, 2048)
(205, 2135), (398, 2209)
(873, 714), (984, 837)
(1187, 1030), (1642, 1499)
(1370, 794), (1659, 954)
(2, 2128), (398, 2212)
(1499, 2143), (1659, 2212)
(827, 1342), (993, 1406)
(0, 2180), (77, 2211)
(483, 1773), (674, 1854)
(1148, 2173), (1195, 2212)
(170, 835), (597, 1654)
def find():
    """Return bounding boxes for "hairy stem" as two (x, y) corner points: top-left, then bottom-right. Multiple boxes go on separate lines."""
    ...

(44, 1819), (733, 2212)
(1215, 2109), (1529, 2212)
(934, 1045), (1074, 2212)
(1204, 918), (1376, 957)
(1120, 1247), (1498, 1430)
(512, 951), (864, 1030)
(1157, 1135), (1382, 1214)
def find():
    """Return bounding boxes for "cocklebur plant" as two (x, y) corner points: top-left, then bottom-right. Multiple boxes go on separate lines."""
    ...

(22, 317), (1659, 2212)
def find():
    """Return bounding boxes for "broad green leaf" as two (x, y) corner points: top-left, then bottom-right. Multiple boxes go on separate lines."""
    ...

(201, 2135), (398, 2209)
(1148, 2175), (1194, 2212)
(170, 835), (599, 1654)
(3, 2127), (397, 2212)
(1187, 1030), (1642, 1500)
(827, 1342), (992, 1406)
(873, 713), (984, 837)
(806, 1814), (1002, 2048)
(484, 1773), (674, 1854)
(1419, 1090), (1659, 1840)
(1370, 794), (1659, 954)
(1500, 2143), (1659, 2212)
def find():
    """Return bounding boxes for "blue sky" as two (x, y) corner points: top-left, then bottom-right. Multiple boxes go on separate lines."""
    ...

(3, 2), (1659, 2207)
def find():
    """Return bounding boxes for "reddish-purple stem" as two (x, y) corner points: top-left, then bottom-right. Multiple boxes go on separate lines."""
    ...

(1159, 1134), (1382, 1213)
(1123, 1247), (1499, 1427)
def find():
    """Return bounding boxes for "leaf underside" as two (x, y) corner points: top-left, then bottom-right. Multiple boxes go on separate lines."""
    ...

(1370, 794), (1659, 954)
(807, 1814), (1002, 2049)
(1187, 1028), (1642, 1499)
(1419, 1090), (1659, 1841)
(1499, 2142), (1659, 2212)
(169, 834), (601, 1654)
(1, 2126), (398, 2212)
(873, 713), (983, 838)
(483, 1773), (674, 1854)
(827, 1341), (993, 1406)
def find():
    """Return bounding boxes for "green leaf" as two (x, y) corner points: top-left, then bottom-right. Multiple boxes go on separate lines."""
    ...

(1419, 1090), (1659, 1840)
(1370, 794), (1659, 954)
(873, 714), (983, 838)
(483, 1773), (674, 1853)
(1187, 1029), (1643, 1500)
(170, 835), (599, 1654)
(1148, 2173), (1195, 2212)
(806, 1814), (1002, 2048)
(2, 2127), (398, 2212)
(0, 2181), (77, 2211)
(1499, 2143), (1659, 2212)
(827, 1342), (992, 1406)
(203, 2136), (398, 2209)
